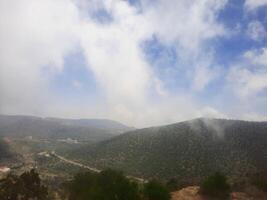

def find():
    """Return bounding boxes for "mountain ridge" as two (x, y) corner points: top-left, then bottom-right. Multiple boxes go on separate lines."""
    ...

(0, 114), (132, 142)
(68, 118), (267, 183)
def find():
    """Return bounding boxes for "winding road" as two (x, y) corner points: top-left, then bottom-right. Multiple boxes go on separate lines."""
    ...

(49, 151), (147, 183)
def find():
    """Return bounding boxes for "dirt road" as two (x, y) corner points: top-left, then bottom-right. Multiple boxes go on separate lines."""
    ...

(50, 152), (147, 183)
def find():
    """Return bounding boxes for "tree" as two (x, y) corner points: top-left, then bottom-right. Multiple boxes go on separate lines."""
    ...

(0, 169), (48, 200)
(143, 180), (170, 200)
(66, 169), (140, 200)
(98, 169), (140, 200)
(166, 178), (179, 192)
(200, 172), (230, 198)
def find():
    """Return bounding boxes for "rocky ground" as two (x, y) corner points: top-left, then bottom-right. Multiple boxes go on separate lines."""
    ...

(171, 186), (267, 200)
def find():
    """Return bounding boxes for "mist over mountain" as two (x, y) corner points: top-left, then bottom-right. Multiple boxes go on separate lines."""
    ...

(46, 117), (133, 133)
(69, 118), (267, 183)
(0, 115), (132, 142)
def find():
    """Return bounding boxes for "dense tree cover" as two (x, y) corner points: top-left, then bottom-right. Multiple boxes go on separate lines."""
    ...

(64, 169), (170, 200)
(0, 169), (48, 200)
(143, 180), (170, 200)
(65, 169), (140, 200)
(70, 118), (267, 183)
(200, 172), (230, 198)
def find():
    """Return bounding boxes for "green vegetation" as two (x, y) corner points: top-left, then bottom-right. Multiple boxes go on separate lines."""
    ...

(66, 169), (139, 200)
(200, 172), (230, 198)
(69, 118), (267, 183)
(252, 178), (267, 192)
(165, 178), (192, 192)
(143, 180), (170, 200)
(64, 169), (170, 200)
(0, 169), (48, 200)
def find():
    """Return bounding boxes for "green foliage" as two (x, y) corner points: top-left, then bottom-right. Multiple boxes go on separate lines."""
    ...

(0, 169), (48, 200)
(200, 172), (230, 198)
(66, 169), (140, 200)
(143, 180), (170, 200)
(252, 179), (267, 192)
(166, 178), (179, 191)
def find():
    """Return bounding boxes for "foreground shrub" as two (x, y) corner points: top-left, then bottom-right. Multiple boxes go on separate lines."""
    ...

(66, 169), (140, 200)
(166, 178), (179, 192)
(0, 169), (48, 200)
(200, 172), (230, 198)
(143, 180), (170, 200)
(252, 179), (267, 192)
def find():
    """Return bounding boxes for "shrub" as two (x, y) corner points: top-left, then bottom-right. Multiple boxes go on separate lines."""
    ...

(200, 172), (230, 198)
(0, 169), (48, 200)
(67, 169), (140, 200)
(253, 179), (267, 192)
(166, 178), (180, 192)
(143, 180), (170, 200)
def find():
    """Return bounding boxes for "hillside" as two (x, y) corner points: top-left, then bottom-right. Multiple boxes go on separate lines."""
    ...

(0, 115), (132, 142)
(69, 118), (267, 183)
(0, 139), (12, 161)
(0, 139), (18, 166)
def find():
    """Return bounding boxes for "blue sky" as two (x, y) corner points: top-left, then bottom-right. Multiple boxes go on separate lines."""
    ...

(0, 0), (267, 127)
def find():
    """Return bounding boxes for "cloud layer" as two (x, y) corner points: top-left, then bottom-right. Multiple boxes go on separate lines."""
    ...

(0, 0), (267, 127)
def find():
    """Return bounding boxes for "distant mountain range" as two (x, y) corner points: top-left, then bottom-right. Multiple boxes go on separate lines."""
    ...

(0, 115), (133, 142)
(69, 118), (267, 183)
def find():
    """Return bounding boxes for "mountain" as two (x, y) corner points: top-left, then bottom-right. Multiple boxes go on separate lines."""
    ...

(46, 117), (132, 134)
(0, 115), (132, 142)
(69, 118), (267, 183)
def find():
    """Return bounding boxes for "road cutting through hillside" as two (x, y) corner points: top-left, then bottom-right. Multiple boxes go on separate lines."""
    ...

(49, 151), (147, 183)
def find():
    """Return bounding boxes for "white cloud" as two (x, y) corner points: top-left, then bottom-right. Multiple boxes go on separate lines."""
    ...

(0, 0), (232, 127)
(0, 0), (80, 115)
(241, 113), (267, 121)
(228, 67), (267, 97)
(72, 80), (83, 89)
(247, 20), (266, 41)
(143, 0), (227, 55)
(192, 58), (220, 91)
(244, 48), (267, 66)
(245, 0), (267, 10)
(196, 107), (227, 119)
(228, 48), (267, 98)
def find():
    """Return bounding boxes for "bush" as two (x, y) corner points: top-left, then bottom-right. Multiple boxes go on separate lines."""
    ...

(253, 179), (267, 192)
(0, 169), (48, 200)
(143, 180), (170, 200)
(166, 178), (178, 192)
(66, 169), (140, 200)
(200, 172), (230, 198)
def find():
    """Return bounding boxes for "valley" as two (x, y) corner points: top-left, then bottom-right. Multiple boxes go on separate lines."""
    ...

(0, 115), (266, 199)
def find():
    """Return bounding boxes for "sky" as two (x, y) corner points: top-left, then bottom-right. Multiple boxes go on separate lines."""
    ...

(0, 0), (267, 127)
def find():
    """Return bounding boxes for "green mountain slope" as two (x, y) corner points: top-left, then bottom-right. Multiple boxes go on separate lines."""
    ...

(70, 118), (267, 183)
